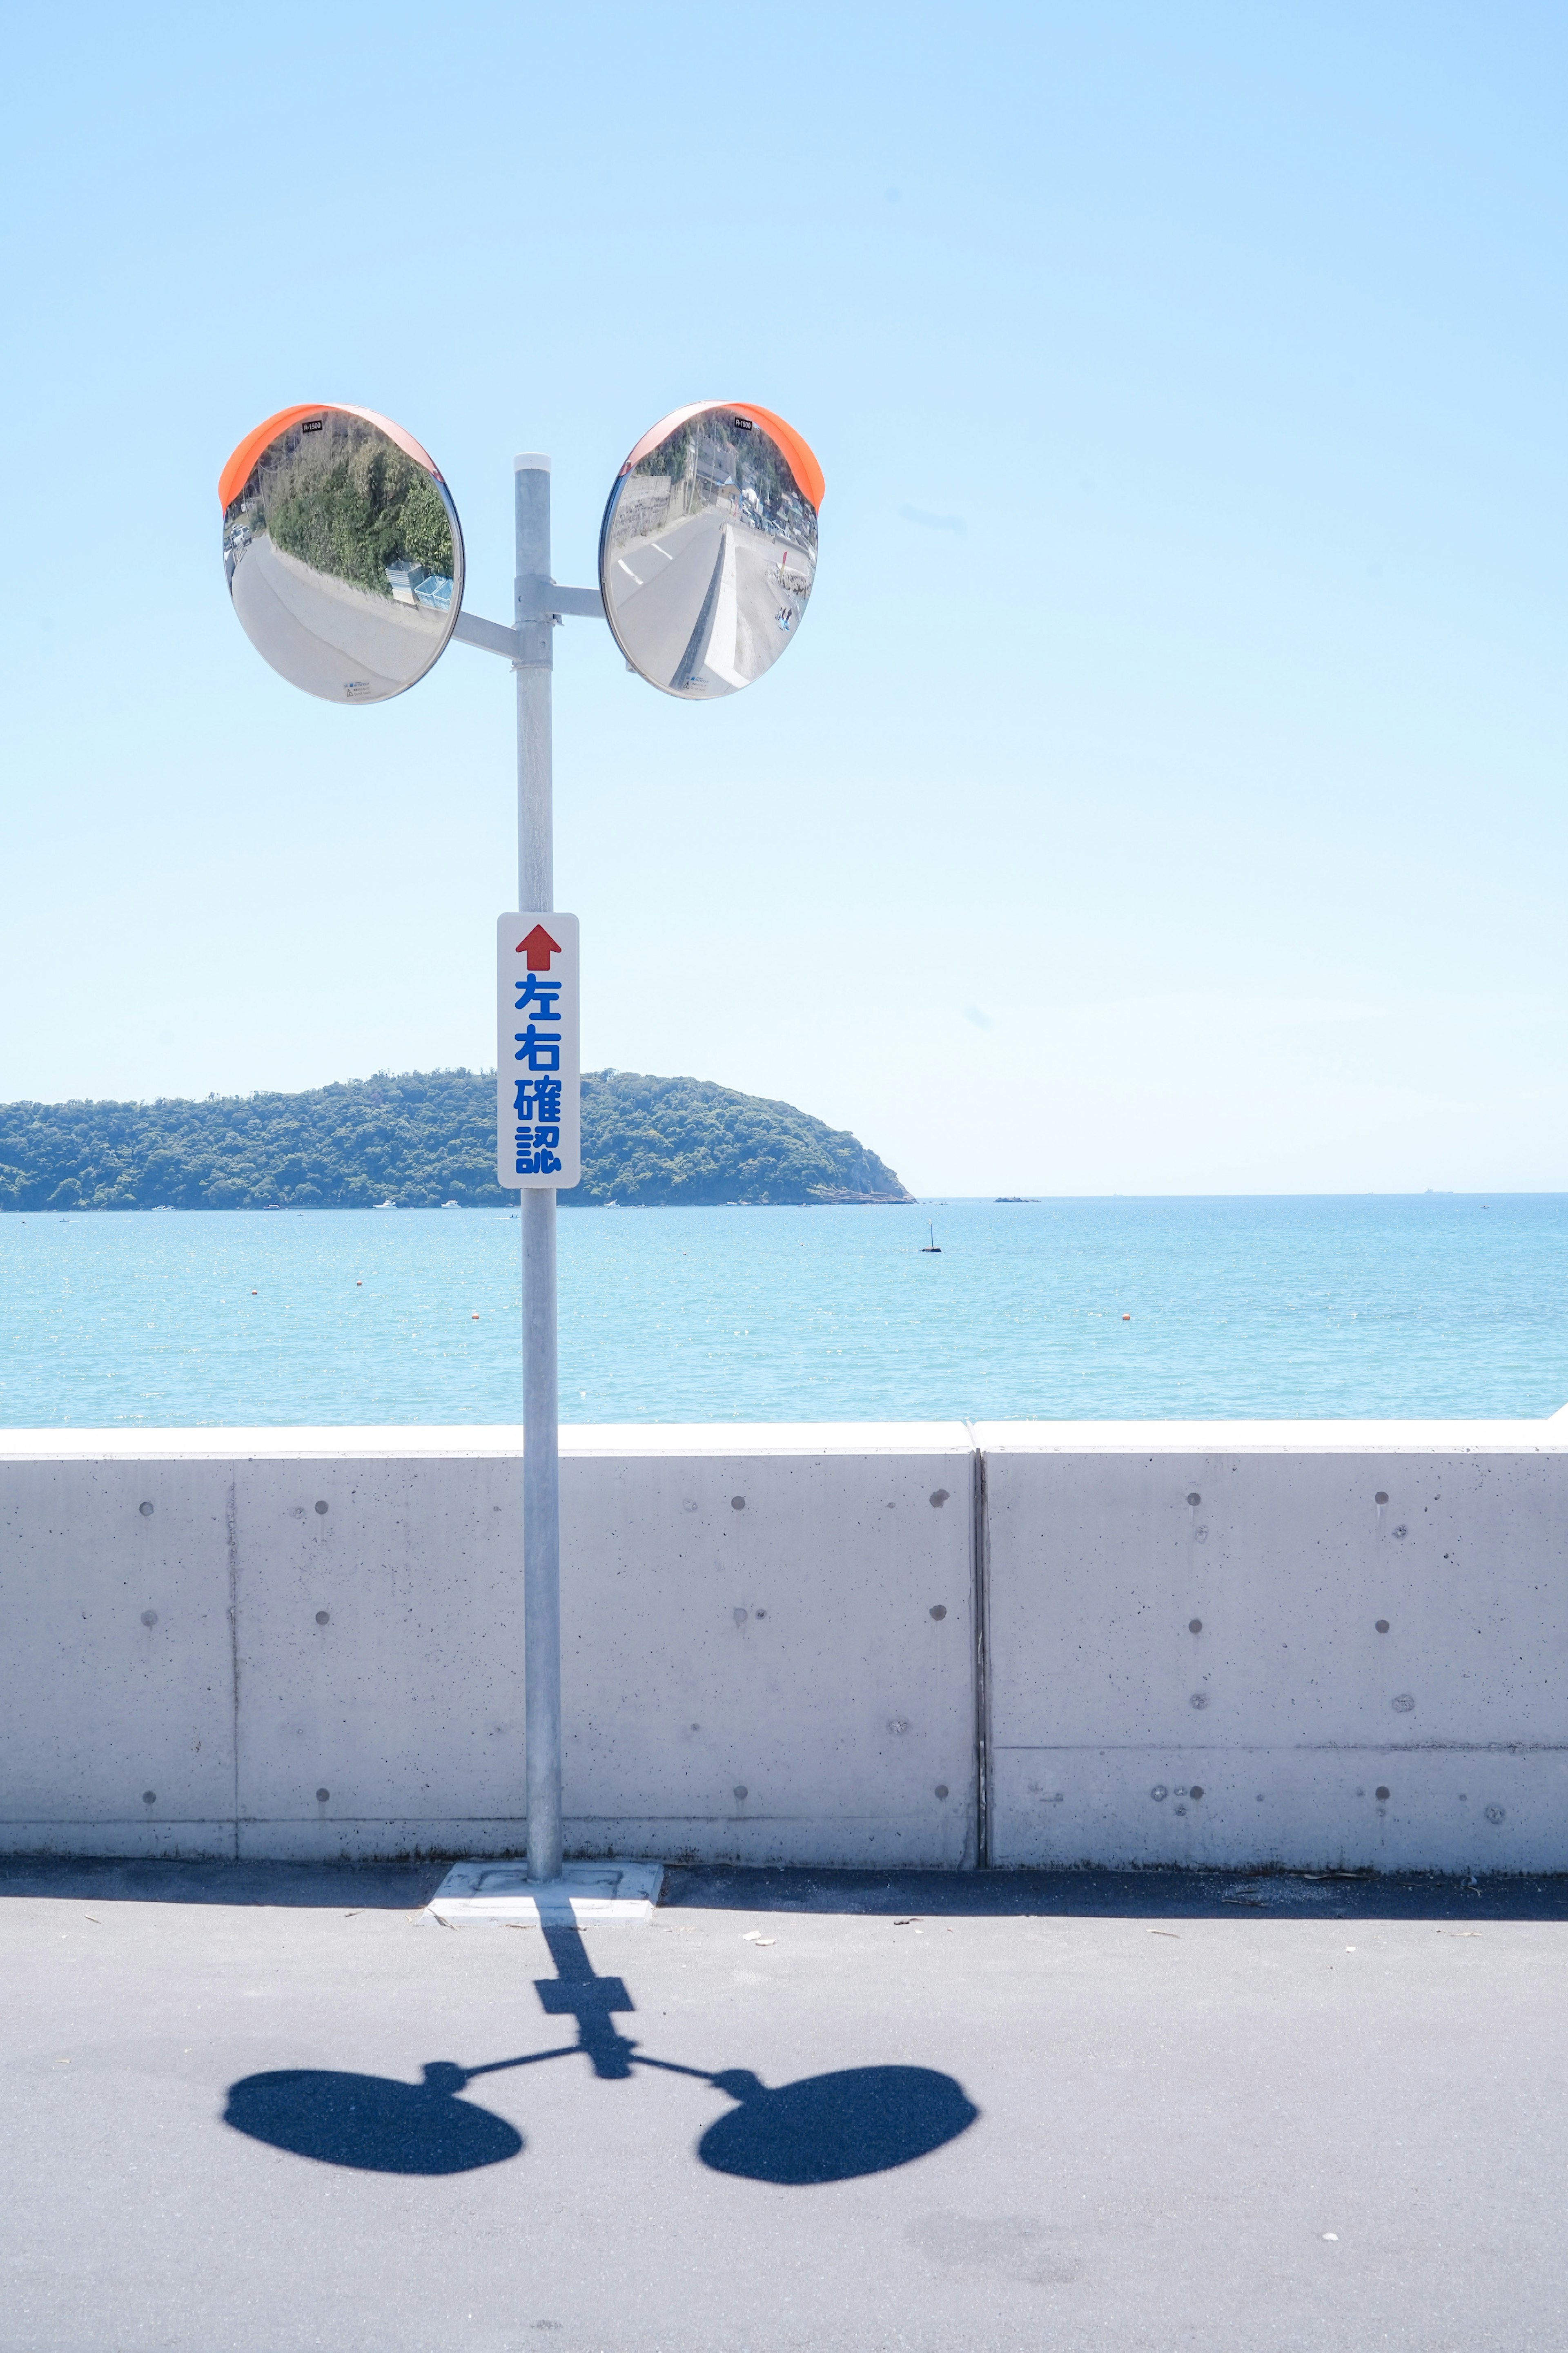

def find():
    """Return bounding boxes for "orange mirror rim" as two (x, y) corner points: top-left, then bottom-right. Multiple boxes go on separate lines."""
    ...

(219, 404), (450, 513)
(613, 403), (824, 514)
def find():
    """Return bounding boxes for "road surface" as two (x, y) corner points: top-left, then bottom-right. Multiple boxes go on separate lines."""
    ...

(2, 1859), (1564, 2351)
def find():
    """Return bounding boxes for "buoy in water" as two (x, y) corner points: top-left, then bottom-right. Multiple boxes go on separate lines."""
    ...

(1123, 1313), (1131, 1321)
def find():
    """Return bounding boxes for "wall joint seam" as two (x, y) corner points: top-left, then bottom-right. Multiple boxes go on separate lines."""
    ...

(965, 1423), (991, 1869)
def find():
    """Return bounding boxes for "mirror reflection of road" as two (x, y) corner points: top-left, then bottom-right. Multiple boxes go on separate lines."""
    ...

(229, 535), (446, 702)
(608, 507), (811, 696)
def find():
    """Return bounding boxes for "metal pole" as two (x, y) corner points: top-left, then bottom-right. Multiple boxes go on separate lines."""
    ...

(514, 453), (562, 1883)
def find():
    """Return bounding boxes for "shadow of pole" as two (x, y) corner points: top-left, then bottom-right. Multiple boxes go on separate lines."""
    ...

(531, 1923), (639, 2078)
(223, 1920), (979, 2181)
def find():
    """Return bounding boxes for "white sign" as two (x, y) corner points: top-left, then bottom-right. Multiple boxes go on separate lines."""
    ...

(496, 912), (581, 1189)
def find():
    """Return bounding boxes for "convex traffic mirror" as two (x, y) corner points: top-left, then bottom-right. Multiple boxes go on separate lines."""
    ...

(599, 403), (823, 699)
(219, 406), (464, 703)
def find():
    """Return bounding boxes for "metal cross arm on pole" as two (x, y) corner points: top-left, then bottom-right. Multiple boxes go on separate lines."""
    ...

(452, 585), (605, 662)
(452, 610), (524, 660)
(538, 584), (606, 621)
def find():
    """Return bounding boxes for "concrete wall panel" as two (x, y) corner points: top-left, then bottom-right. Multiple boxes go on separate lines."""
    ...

(981, 1426), (1568, 1871)
(232, 1454), (526, 1860)
(560, 1432), (976, 1867)
(6, 1418), (1566, 1872)
(0, 1427), (975, 1867)
(0, 1457), (236, 1856)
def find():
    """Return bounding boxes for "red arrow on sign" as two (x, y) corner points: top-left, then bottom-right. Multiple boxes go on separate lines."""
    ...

(516, 924), (562, 972)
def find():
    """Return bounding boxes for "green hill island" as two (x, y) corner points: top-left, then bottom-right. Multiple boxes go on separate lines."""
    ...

(0, 1070), (913, 1213)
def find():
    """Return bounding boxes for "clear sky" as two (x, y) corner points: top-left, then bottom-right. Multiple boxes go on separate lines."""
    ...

(3, 4), (1565, 1196)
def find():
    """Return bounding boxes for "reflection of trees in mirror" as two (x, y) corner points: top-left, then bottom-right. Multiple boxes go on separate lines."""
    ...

(228, 419), (454, 599)
(222, 1924), (978, 2185)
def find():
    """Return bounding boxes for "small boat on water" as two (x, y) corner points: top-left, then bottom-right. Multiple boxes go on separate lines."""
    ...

(922, 1222), (941, 1253)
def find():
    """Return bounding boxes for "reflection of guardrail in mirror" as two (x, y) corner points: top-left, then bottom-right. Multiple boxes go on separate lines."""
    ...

(599, 403), (822, 701)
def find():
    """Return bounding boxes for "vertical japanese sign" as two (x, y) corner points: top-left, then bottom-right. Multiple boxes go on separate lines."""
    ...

(496, 913), (581, 1188)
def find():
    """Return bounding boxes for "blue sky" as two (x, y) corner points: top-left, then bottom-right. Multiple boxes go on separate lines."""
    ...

(2, 3), (1565, 1194)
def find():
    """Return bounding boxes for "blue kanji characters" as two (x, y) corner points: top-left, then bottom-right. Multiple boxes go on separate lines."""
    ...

(513, 1074), (564, 1174)
(513, 1078), (563, 1121)
(514, 974), (564, 1018)
(501, 918), (574, 1182)
(515, 1127), (563, 1176)
(514, 1024), (561, 1072)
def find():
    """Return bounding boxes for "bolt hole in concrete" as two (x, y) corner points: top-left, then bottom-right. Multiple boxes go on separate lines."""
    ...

(1376, 1787), (1391, 1800)
(316, 1610), (330, 1626)
(930, 1605), (947, 1621)
(1392, 1694), (1416, 1713)
(733, 1786), (748, 1802)
(140, 1610), (158, 1627)
(1486, 1805), (1506, 1824)
(316, 1788), (330, 1802)
(1151, 1785), (1168, 1801)
(1376, 1619), (1390, 1633)
(314, 1501), (329, 1515)
(929, 1488), (949, 1508)
(142, 1791), (156, 1806)
(1188, 1618), (1203, 1633)
(1376, 1492), (1389, 1505)
(1187, 1491), (1201, 1505)
(1394, 1525), (1408, 1539)
(1189, 1692), (1209, 1709)
(139, 1501), (154, 1517)
(730, 1495), (746, 1511)
(935, 1784), (949, 1799)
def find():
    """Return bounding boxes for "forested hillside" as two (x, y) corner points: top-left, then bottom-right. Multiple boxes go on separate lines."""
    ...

(0, 1070), (912, 1211)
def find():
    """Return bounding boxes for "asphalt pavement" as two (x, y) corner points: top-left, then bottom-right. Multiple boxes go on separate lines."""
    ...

(3, 1858), (1566, 2352)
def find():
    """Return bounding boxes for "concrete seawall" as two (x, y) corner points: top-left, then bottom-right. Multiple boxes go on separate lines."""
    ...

(3, 1418), (1566, 1871)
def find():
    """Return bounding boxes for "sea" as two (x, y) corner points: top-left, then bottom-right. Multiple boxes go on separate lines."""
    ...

(1, 1194), (1564, 1429)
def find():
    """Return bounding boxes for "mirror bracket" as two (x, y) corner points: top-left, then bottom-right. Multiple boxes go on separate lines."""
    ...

(453, 610), (524, 660)
(543, 584), (606, 620)
(454, 586), (605, 661)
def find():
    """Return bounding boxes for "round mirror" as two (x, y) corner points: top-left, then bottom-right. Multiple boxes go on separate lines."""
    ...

(599, 403), (822, 699)
(219, 406), (464, 703)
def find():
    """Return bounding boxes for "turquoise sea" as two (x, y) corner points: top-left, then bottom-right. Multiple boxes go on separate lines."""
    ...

(1, 1195), (1565, 1427)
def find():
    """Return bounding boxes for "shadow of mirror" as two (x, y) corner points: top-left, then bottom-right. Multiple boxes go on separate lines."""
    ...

(697, 2065), (978, 2184)
(223, 2061), (522, 2175)
(220, 1931), (980, 2185)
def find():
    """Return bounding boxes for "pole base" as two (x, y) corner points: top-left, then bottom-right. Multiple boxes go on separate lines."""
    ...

(427, 1858), (664, 1927)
